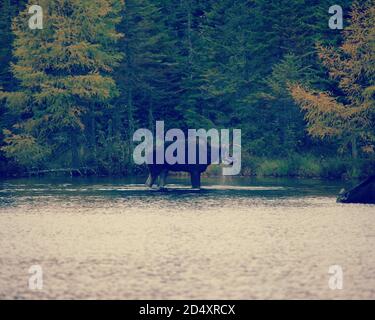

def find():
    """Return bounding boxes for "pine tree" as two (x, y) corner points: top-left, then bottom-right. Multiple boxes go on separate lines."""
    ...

(111, 0), (181, 172)
(258, 54), (318, 155)
(199, 0), (252, 129)
(0, 0), (27, 174)
(161, 0), (214, 130)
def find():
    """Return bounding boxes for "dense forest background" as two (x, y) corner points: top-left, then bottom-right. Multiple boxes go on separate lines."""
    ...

(0, 0), (374, 178)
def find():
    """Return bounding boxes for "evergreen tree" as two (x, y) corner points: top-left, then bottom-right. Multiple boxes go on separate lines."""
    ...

(161, 0), (214, 129)
(258, 54), (317, 155)
(0, 0), (27, 174)
(199, 0), (252, 129)
(1, 0), (123, 171)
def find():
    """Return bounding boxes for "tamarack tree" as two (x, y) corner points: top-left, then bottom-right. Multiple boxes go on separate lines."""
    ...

(290, 0), (375, 159)
(0, 0), (123, 170)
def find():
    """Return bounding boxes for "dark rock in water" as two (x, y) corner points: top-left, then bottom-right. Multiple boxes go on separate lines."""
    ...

(337, 175), (375, 204)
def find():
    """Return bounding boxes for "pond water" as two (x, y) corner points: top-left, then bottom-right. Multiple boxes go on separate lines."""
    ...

(0, 176), (374, 299)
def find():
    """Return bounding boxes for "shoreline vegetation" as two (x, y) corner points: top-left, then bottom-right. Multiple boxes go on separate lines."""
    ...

(1, 154), (373, 180)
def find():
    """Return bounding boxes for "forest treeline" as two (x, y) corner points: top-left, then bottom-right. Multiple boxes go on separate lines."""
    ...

(0, 0), (374, 178)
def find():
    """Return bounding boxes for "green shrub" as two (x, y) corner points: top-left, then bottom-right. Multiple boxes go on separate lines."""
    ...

(296, 156), (322, 177)
(320, 159), (349, 179)
(256, 159), (290, 177)
(240, 153), (375, 179)
(205, 164), (222, 176)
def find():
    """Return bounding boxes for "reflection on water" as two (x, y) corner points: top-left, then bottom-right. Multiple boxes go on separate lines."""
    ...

(0, 176), (374, 299)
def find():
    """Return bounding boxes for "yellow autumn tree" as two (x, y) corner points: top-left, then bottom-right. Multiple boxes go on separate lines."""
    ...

(1, 0), (123, 170)
(290, 0), (375, 159)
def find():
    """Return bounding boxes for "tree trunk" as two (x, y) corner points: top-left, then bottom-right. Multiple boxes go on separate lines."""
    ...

(183, 0), (193, 80)
(89, 103), (97, 166)
(351, 136), (358, 159)
(124, 0), (135, 172)
(350, 136), (359, 178)
(127, 88), (135, 171)
(70, 132), (79, 169)
(148, 100), (155, 132)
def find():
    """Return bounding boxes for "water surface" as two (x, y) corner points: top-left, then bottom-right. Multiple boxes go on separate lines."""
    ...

(0, 177), (374, 299)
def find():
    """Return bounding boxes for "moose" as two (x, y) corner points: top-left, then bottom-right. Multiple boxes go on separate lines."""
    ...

(145, 139), (230, 189)
(337, 175), (375, 204)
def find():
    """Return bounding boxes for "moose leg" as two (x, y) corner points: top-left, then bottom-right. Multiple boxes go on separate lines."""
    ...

(190, 171), (201, 189)
(158, 169), (169, 189)
(145, 174), (152, 187)
(145, 172), (159, 188)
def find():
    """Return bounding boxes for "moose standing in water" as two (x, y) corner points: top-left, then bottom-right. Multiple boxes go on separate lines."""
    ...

(145, 139), (230, 189)
(132, 122), (241, 189)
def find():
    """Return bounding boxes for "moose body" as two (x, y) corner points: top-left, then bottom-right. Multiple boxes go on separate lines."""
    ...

(145, 140), (221, 189)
